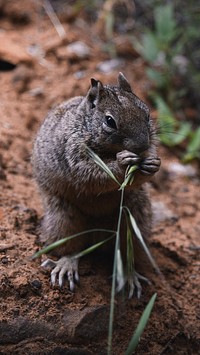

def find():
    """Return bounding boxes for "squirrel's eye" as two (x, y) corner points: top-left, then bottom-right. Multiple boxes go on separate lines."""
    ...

(105, 115), (117, 129)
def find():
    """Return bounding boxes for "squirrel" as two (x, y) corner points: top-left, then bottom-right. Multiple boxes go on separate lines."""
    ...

(32, 72), (161, 297)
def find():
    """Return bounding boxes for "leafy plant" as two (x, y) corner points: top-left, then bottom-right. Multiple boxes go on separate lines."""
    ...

(182, 126), (200, 162)
(134, 3), (200, 162)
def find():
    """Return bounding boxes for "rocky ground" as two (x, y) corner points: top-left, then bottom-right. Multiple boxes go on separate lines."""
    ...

(0, 2), (199, 354)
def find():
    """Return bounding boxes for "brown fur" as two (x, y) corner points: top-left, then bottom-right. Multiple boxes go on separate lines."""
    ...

(32, 73), (160, 263)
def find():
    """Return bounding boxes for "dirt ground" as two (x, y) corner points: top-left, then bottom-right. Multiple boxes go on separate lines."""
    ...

(0, 2), (199, 354)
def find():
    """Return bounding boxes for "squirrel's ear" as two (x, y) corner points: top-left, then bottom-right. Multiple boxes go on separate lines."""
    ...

(118, 72), (132, 93)
(91, 78), (99, 87)
(87, 78), (104, 108)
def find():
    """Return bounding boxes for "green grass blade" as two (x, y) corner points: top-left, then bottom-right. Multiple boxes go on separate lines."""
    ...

(125, 293), (157, 355)
(126, 222), (134, 278)
(108, 240), (119, 355)
(119, 165), (138, 190)
(32, 228), (116, 259)
(116, 248), (125, 293)
(108, 188), (125, 355)
(74, 234), (115, 259)
(124, 207), (160, 275)
(85, 145), (121, 186)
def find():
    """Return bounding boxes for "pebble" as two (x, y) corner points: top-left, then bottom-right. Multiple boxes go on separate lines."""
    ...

(1, 256), (8, 264)
(67, 41), (91, 59)
(152, 201), (178, 224)
(168, 162), (196, 178)
(97, 58), (124, 73)
(28, 87), (44, 97)
(30, 279), (42, 290)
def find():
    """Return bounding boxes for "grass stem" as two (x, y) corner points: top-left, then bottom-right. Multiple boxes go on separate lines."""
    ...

(107, 187), (125, 355)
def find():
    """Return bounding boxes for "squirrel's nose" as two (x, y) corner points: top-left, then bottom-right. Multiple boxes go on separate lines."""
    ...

(124, 135), (150, 154)
(132, 143), (149, 154)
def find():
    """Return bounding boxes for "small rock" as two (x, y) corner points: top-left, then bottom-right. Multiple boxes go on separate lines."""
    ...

(168, 162), (196, 178)
(73, 71), (87, 79)
(12, 64), (33, 93)
(97, 58), (124, 73)
(28, 87), (44, 97)
(66, 41), (91, 59)
(1, 256), (8, 264)
(30, 279), (42, 295)
(30, 279), (42, 290)
(27, 43), (45, 59)
(62, 305), (109, 342)
(152, 201), (178, 224)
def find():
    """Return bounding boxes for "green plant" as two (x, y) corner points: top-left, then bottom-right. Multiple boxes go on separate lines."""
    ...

(125, 293), (157, 355)
(85, 147), (159, 354)
(133, 3), (200, 162)
(32, 146), (158, 354)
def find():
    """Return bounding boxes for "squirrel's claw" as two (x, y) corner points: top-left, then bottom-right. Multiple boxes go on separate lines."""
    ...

(116, 269), (151, 298)
(117, 150), (141, 167)
(128, 271), (151, 299)
(139, 156), (161, 175)
(41, 256), (79, 292)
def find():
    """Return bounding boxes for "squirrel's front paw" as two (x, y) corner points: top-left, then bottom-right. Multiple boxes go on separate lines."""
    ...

(117, 150), (141, 167)
(41, 256), (79, 292)
(139, 156), (161, 176)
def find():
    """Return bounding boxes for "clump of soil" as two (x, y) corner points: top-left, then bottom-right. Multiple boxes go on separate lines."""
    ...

(0, 2), (199, 354)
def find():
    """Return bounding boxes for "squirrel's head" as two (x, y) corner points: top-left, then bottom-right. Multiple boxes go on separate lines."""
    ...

(84, 72), (152, 156)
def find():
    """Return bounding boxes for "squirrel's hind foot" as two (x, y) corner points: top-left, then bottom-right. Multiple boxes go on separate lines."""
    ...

(128, 271), (151, 299)
(41, 256), (79, 292)
(116, 270), (151, 298)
